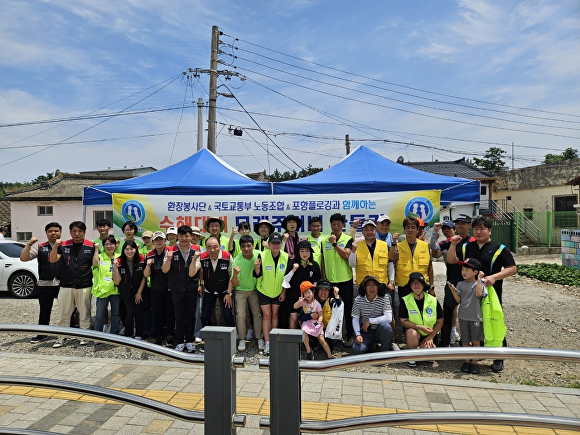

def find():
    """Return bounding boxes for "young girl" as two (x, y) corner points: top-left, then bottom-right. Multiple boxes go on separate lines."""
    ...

(113, 240), (146, 339)
(294, 281), (333, 360)
(92, 235), (121, 334)
(282, 240), (321, 329)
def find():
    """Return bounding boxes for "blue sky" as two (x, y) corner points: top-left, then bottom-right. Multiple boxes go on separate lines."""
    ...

(1, 0), (579, 182)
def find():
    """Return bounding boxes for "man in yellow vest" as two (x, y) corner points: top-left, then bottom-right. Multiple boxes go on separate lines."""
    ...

(348, 219), (398, 351)
(399, 272), (443, 367)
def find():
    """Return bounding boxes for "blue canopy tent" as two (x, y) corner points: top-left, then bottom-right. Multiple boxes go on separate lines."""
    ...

(273, 146), (480, 205)
(83, 148), (272, 205)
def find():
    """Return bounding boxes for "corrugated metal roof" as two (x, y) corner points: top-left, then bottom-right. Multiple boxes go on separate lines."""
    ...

(402, 158), (495, 179)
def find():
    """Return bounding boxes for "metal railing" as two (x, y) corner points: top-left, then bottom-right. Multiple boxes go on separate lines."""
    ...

(491, 199), (541, 245)
(0, 324), (246, 434)
(259, 329), (580, 435)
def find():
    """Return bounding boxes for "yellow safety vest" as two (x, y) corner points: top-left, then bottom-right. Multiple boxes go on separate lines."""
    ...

(395, 239), (430, 287)
(402, 293), (438, 336)
(355, 240), (389, 286)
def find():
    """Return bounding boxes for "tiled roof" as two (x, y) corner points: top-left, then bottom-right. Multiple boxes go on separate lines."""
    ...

(3, 171), (131, 201)
(246, 171), (268, 181)
(0, 199), (10, 226)
(402, 158), (496, 179)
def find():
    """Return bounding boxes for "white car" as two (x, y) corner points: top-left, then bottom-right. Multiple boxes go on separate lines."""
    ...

(0, 240), (38, 298)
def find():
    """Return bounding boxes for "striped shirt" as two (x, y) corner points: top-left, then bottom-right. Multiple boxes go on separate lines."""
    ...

(351, 293), (392, 328)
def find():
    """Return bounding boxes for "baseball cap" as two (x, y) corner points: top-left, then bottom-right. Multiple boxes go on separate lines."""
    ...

(441, 220), (455, 229)
(142, 230), (154, 238)
(269, 232), (283, 243)
(361, 219), (377, 228)
(457, 257), (482, 270)
(166, 226), (177, 235)
(300, 281), (316, 294)
(152, 231), (166, 240)
(377, 215), (391, 223)
(453, 214), (472, 223)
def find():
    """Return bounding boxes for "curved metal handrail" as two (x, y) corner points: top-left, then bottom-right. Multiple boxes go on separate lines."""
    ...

(0, 324), (245, 368)
(259, 346), (580, 370)
(260, 411), (580, 433)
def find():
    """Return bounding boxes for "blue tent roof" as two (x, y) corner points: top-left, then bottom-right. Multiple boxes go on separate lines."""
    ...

(273, 146), (480, 205)
(83, 148), (272, 205)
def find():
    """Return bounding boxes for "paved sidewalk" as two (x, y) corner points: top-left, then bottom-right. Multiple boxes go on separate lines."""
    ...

(0, 352), (578, 434)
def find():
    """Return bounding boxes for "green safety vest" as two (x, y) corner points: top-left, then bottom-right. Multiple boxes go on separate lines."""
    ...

(322, 233), (353, 283)
(92, 252), (120, 298)
(402, 292), (438, 337)
(481, 285), (507, 347)
(257, 249), (289, 298)
(307, 234), (324, 266)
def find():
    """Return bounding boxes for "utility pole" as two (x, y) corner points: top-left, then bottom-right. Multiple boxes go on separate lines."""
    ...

(511, 142), (514, 170)
(197, 98), (204, 151)
(207, 25), (219, 154)
(345, 134), (350, 155)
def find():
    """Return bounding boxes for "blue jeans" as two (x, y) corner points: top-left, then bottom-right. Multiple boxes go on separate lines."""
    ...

(95, 295), (121, 334)
(352, 321), (392, 354)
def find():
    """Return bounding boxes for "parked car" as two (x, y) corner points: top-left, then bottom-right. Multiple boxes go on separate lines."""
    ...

(0, 240), (38, 298)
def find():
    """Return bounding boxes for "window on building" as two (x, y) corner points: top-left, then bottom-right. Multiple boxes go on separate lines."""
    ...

(523, 208), (533, 220)
(506, 196), (511, 201)
(93, 210), (114, 229)
(554, 195), (577, 227)
(37, 206), (53, 216)
(17, 232), (32, 242)
(480, 185), (487, 196)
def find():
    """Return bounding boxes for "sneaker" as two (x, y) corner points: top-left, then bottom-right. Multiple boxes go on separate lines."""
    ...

(185, 342), (195, 353)
(407, 361), (416, 368)
(103, 323), (111, 333)
(79, 339), (90, 346)
(175, 343), (185, 352)
(134, 336), (142, 341)
(246, 329), (254, 340)
(237, 340), (246, 352)
(53, 338), (66, 348)
(306, 351), (314, 360)
(470, 363), (481, 374)
(263, 342), (270, 355)
(391, 342), (400, 351)
(461, 362), (471, 373)
(30, 335), (47, 344)
(195, 337), (203, 344)
(492, 360), (504, 373)
(258, 339), (265, 351)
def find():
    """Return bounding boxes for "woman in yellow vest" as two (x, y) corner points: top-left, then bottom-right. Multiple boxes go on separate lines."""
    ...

(399, 272), (443, 367)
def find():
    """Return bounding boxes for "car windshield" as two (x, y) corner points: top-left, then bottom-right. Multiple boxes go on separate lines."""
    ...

(0, 242), (25, 258)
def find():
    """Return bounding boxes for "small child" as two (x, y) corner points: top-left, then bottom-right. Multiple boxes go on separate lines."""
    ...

(294, 281), (333, 360)
(314, 280), (341, 352)
(449, 258), (487, 374)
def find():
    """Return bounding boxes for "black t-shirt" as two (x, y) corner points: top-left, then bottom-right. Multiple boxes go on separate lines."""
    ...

(399, 294), (443, 319)
(441, 235), (475, 284)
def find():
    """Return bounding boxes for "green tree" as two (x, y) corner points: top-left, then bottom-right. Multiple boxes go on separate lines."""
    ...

(472, 147), (507, 172)
(544, 148), (579, 164)
(268, 165), (322, 181)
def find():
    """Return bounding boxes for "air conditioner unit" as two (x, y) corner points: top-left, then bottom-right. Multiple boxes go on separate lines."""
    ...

(573, 204), (580, 214)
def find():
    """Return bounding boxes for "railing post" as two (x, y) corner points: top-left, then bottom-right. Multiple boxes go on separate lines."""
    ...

(269, 328), (304, 435)
(547, 211), (552, 248)
(200, 326), (237, 435)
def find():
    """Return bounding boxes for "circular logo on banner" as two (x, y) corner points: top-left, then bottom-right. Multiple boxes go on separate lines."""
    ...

(121, 200), (146, 226)
(405, 197), (434, 223)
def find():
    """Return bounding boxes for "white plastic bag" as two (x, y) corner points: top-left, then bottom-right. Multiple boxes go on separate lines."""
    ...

(324, 302), (344, 340)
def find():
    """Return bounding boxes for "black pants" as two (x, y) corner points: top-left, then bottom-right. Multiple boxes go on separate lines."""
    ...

(37, 285), (59, 326)
(201, 291), (234, 327)
(141, 286), (154, 336)
(152, 290), (175, 340)
(122, 292), (143, 337)
(331, 280), (355, 338)
(440, 284), (458, 348)
(172, 290), (197, 344)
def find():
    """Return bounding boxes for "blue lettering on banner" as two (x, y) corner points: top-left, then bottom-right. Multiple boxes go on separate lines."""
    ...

(342, 199), (377, 210)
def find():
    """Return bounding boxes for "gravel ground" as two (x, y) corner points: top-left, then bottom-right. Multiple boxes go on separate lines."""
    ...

(1, 254), (578, 388)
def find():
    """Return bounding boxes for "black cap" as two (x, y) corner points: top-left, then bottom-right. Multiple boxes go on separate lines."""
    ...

(296, 239), (313, 252)
(457, 257), (482, 271)
(406, 272), (428, 289)
(453, 214), (472, 223)
(269, 232), (283, 243)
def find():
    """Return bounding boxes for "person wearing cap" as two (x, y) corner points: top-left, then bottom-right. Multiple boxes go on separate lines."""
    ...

(322, 213), (355, 345)
(282, 239), (321, 329)
(447, 216), (516, 373)
(449, 258), (487, 374)
(162, 225), (202, 352)
(348, 219), (398, 351)
(202, 217), (229, 251)
(281, 214), (302, 260)
(399, 272), (443, 366)
(313, 280), (342, 352)
(199, 236), (234, 330)
(166, 226), (178, 247)
(253, 219), (275, 251)
(141, 230), (154, 253)
(351, 275), (393, 354)
(294, 281), (334, 360)
(306, 217), (324, 265)
(144, 231), (174, 346)
(93, 218), (115, 254)
(376, 215), (395, 247)
(231, 235), (264, 352)
(228, 221), (251, 259)
(254, 232), (289, 355)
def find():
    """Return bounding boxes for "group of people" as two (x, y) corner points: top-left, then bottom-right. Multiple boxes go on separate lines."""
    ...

(23, 212), (516, 372)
